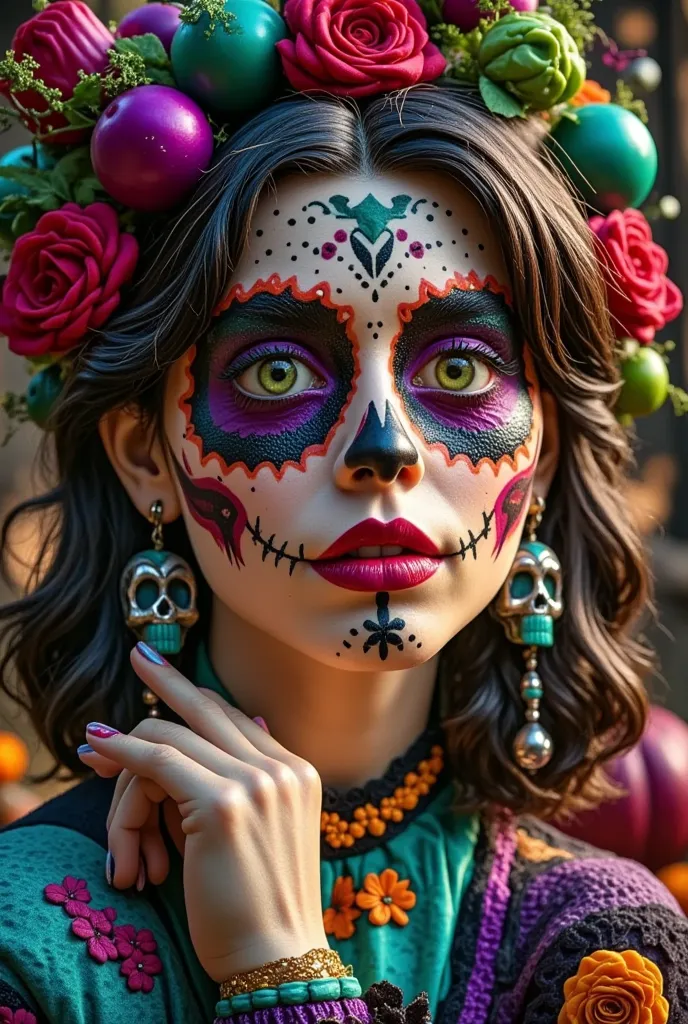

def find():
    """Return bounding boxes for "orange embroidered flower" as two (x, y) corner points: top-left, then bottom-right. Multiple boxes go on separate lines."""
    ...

(558, 949), (669, 1024)
(355, 869), (416, 927)
(323, 876), (361, 940)
(570, 79), (612, 106)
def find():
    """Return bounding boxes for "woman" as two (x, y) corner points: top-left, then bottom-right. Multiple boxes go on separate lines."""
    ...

(0, 1), (686, 1021)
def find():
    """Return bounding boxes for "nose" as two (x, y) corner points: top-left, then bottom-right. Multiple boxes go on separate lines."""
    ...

(336, 400), (423, 489)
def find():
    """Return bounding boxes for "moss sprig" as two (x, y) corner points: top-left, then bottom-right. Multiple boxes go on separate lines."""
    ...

(614, 78), (648, 124)
(545, 0), (599, 52)
(432, 22), (484, 82)
(179, 0), (240, 37)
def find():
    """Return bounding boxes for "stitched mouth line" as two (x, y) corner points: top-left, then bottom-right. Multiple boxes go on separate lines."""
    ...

(247, 509), (495, 575)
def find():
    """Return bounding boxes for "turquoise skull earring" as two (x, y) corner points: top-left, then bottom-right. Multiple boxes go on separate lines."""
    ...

(120, 500), (199, 715)
(495, 496), (563, 772)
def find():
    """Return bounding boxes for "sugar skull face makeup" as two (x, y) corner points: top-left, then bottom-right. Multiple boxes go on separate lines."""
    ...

(164, 170), (545, 668)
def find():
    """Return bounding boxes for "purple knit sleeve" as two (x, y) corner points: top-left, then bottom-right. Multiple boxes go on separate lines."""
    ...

(214, 997), (371, 1024)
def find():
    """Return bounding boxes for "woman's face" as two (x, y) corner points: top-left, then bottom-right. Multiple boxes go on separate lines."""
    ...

(164, 170), (545, 669)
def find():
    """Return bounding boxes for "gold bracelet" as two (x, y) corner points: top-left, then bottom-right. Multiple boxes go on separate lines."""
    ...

(220, 948), (351, 999)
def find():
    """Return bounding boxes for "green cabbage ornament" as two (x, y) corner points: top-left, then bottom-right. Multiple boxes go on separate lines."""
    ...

(478, 12), (586, 118)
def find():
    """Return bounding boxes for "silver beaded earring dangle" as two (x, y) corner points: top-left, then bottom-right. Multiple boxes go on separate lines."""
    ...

(120, 500), (199, 717)
(494, 496), (563, 773)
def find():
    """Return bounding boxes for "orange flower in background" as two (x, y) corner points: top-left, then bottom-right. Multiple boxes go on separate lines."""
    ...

(355, 869), (416, 927)
(557, 949), (669, 1024)
(570, 79), (612, 106)
(323, 876), (361, 941)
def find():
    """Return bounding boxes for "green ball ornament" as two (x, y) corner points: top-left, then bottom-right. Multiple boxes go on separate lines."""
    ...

(550, 103), (658, 212)
(171, 0), (287, 116)
(25, 364), (64, 428)
(616, 346), (669, 419)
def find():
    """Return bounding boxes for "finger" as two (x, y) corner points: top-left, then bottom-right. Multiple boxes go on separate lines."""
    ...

(78, 745), (124, 778)
(131, 644), (283, 765)
(108, 775), (162, 889)
(107, 768), (136, 831)
(199, 688), (309, 772)
(85, 723), (219, 805)
(139, 800), (170, 886)
(126, 717), (255, 780)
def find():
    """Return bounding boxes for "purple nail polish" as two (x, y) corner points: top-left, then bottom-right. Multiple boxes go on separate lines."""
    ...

(253, 716), (270, 734)
(86, 723), (120, 739)
(77, 743), (94, 755)
(136, 857), (146, 892)
(136, 641), (167, 666)
(105, 850), (115, 887)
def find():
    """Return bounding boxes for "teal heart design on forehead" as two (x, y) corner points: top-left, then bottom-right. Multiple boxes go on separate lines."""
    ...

(325, 193), (412, 243)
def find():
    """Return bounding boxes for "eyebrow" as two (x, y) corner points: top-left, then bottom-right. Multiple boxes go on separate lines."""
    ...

(211, 289), (338, 336)
(400, 287), (517, 360)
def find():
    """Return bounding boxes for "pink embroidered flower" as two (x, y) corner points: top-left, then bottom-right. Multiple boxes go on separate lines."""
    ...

(0, 1009), (37, 1024)
(71, 907), (118, 964)
(114, 924), (157, 959)
(44, 876), (91, 917)
(276, 0), (446, 98)
(120, 953), (163, 993)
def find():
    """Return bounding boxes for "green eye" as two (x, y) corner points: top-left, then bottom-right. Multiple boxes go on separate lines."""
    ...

(412, 351), (493, 394)
(258, 358), (297, 395)
(236, 353), (323, 399)
(435, 355), (475, 391)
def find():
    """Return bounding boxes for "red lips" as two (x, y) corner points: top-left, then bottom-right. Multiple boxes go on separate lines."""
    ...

(311, 518), (441, 591)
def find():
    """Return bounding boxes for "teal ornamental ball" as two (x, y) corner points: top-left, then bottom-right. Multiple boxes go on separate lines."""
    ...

(171, 0), (287, 116)
(26, 364), (64, 428)
(0, 145), (54, 242)
(550, 103), (658, 212)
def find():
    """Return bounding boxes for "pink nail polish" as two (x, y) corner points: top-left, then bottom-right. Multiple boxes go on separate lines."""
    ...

(86, 723), (120, 739)
(136, 857), (146, 892)
(253, 716), (270, 734)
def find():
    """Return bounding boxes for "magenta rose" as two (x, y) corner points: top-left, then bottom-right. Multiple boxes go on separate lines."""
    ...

(0, 0), (114, 142)
(590, 208), (683, 345)
(0, 202), (139, 359)
(276, 0), (446, 97)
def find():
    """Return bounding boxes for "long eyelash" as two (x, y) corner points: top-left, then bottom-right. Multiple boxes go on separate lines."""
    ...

(219, 343), (311, 381)
(442, 339), (521, 377)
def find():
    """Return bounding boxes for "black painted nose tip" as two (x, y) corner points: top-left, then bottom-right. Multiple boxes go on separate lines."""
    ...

(344, 400), (419, 483)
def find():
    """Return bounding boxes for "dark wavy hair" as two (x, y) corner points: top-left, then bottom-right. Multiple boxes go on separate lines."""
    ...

(0, 83), (651, 817)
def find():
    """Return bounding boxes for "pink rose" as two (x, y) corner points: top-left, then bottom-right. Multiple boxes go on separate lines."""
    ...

(0, 0), (114, 142)
(590, 208), (683, 345)
(0, 202), (139, 359)
(276, 0), (446, 98)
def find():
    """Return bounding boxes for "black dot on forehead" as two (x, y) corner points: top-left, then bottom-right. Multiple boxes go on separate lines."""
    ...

(377, 321), (382, 327)
(367, 321), (373, 328)
(251, 486), (256, 492)
(291, 255), (297, 261)
(256, 229), (263, 237)
(362, 281), (370, 289)
(426, 214), (434, 222)
(266, 249), (272, 255)
(348, 264), (354, 271)
(462, 228), (468, 235)
(273, 209), (280, 216)
(373, 332), (379, 339)
(302, 241), (309, 248)
(432, 201), (439, 207)
(307, 216), (316, 224)
(446, 210), (452, 216)
(478, 243), (485, 250)
(302, 205), (307, 211)
(288, 218), (296, 226)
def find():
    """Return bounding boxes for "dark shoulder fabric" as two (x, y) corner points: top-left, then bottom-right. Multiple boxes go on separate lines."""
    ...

(2, 775), (115, 848)
(0, 978), (46, 1022)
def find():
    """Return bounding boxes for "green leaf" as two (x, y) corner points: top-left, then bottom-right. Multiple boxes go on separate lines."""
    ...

(146, 66), (176, 86)
(52, 147), (93, 184)
(63, 106), (97, 128)
(71, 74), (103, 109)
(73, 177), (103, 205)
(0, 166), (44, 189)
(11, 209), (41, 237)
(115, 33), (170, 67)
(478, 75), (525, 118)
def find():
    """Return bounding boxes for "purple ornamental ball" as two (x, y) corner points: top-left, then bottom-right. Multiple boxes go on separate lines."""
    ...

(116, 3), (182, 54)
(442, 0), (538, 33)
(91, 85), (214, 213)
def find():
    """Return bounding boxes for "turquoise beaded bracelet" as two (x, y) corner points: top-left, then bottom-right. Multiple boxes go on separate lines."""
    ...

(215, 976), (363, 1017)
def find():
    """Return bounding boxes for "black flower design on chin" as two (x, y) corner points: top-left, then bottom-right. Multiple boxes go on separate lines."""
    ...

(362, 592), (406, 661)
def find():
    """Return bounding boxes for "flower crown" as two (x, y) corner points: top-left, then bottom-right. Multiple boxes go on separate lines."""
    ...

(0, 0), (684, 438)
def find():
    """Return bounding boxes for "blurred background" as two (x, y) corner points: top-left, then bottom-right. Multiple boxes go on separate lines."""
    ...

(0, 1), (687, 840)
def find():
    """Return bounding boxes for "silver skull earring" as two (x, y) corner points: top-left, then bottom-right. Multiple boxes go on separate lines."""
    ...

(120, 500), (199, 717)
(494, 496), (563, 773)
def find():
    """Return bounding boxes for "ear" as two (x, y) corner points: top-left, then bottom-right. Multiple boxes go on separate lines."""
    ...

(533, 390), (559, 500)
(99, 406), (181, 523)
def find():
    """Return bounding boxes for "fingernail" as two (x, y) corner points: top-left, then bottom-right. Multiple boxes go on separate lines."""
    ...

(136, 641), (167, 666)
(253, 716), (270, 734)
(86, 723), (120, 739)
(105, 850), (115, 887)
(77, 743), (94, 755)
(136, 857), (146, 892)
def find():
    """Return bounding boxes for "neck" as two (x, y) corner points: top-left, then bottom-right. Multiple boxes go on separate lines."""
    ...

(208, 601), (438, 790)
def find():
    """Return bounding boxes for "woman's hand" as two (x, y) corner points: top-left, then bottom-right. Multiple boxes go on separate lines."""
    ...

(78, 643), (327, 983)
